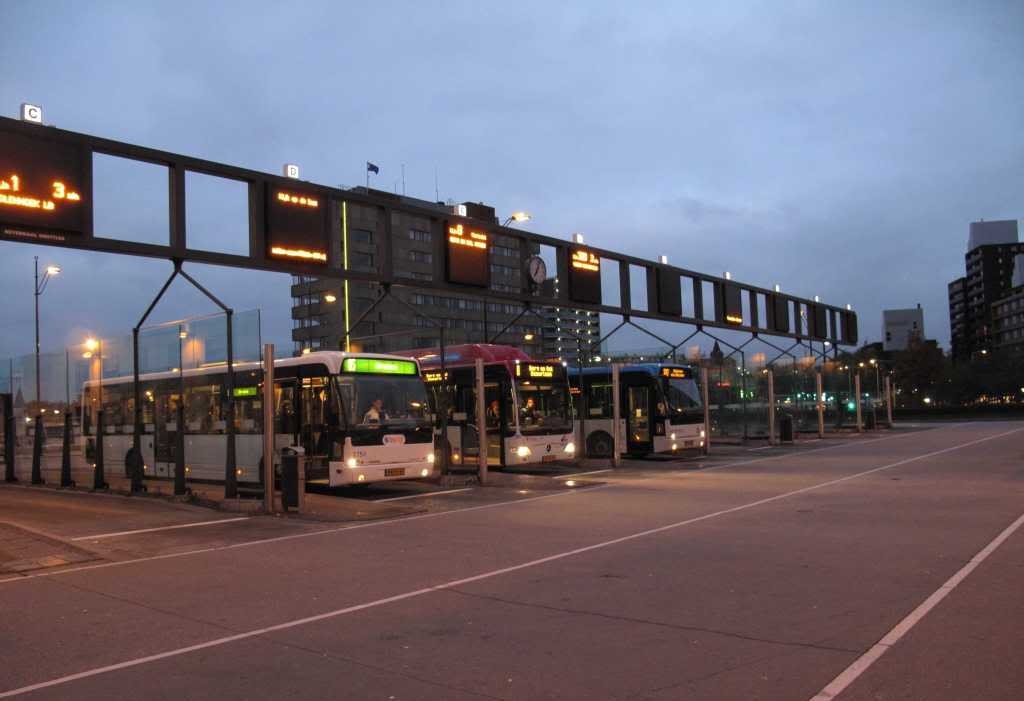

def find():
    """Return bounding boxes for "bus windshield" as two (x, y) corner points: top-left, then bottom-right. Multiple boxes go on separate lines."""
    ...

(662, 377), (702, 415)
(337, 374), (432, 429)
(516, 380), (572, 434)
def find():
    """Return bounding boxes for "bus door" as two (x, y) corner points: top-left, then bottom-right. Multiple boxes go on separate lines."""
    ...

(625, 382), (653, 455)
(296, 372), (332, 482)
(457, 376), (504, 467)
(153, 382), (182, 478)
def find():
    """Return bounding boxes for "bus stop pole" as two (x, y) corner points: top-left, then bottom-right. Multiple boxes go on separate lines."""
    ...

(611, 363), (621, 468)
(884, 375), (893, 426)
(700, 366), (710, 456)
(767, 368), (776, 446)
(855, 373), (863, 433)
(262, 344), (275, 513)
(816, 370), (825, 438)
(474, 358), (487, 485)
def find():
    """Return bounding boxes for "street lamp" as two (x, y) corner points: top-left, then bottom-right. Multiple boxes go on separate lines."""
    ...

(34, 257), (61, 406)
(323, 293), (337, 303)
(502, 211), (531, 226)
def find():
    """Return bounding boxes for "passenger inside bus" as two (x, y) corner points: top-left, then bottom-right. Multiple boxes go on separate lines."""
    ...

(362, 398), (387, 424)
(486, 399), (501, 426)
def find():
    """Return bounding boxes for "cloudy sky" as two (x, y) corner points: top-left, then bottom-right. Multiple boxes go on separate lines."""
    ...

(1, 0), (1022, 363)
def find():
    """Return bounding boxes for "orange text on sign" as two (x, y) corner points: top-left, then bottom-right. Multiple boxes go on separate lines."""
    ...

(448, 223), (488, 250)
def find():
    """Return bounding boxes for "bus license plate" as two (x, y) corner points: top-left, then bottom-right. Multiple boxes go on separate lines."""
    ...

(542, 454), (557, 463)
(383, 434), (406, 445)
(384, 468), (405, 477)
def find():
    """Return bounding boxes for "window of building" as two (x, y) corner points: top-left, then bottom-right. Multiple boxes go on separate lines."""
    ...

(351, 251), (374, 269)
(408, 229), (431, 243)
(350, 229), (374, 245)
(409, 250), (433, 264)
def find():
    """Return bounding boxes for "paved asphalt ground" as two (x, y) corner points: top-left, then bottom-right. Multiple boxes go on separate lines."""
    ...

(1, 421), (1022, 700)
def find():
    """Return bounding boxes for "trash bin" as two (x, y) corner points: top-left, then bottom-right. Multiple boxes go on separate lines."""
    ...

(280, 446), (305, 511)
(779, 413), (794, 443)
(865, 409), (877, 430)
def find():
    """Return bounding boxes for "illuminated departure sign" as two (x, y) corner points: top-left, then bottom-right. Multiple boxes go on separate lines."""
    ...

(265, 184), (327, 264)
(515, 363), (558, 380)
(568, 248), (601, 304)
(342, 357), (419, 375)
(445, 221), (489, 287)
(0, 131), (90, 236)
(719, 283), (743, 326)
(659, 367), (692, 379)
(423, 370), (450, 383)
(233, 386), (258, 397)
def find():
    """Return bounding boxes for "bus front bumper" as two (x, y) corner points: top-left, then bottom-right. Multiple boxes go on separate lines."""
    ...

(330, 457), (435, 486)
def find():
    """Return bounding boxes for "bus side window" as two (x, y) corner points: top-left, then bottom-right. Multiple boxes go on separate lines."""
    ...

(102, 384), (125, 433)
(586, 381), (612, 418)
(185, 382), (221, 433)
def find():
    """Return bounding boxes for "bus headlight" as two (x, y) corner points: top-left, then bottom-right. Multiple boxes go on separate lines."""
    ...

(516, 446), (532, 458)
(670, 433), (677, 440)
(427, 453), (435, 463)
(420, 468), (429, 477)
(564, 442), (575, 454)
(671, 443), (678, 451)
(700, 429), (706, 438)
(347, 457), (358, 469)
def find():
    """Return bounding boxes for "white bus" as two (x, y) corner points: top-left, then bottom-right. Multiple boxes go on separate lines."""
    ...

(81, 351), (436, 487)
(393, 344), (576, 467)
(569, 364), (705, 457)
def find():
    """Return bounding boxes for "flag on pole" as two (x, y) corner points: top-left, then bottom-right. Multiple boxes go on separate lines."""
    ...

(366, 162), (379, 174)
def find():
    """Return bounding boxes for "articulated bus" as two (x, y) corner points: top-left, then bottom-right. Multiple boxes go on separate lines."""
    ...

(393, 344), (576, 467)
(80, 351), (436, 487)
(569, 364), (705, 457)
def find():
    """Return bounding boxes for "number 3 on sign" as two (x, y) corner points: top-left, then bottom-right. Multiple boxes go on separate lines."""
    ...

(51, 181), (80, 201)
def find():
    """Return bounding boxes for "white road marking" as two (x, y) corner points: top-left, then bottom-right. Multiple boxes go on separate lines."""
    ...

(560, 469), (613, 478)
(748, 446), (774, 451)
(0, 486), (608, 585)
(0, 423), (951, 585)
(375, 488), (472, 502)
(71, 517), (251, 541)
(809, 508), (1024, 701)
(1, 426), (1018, 699)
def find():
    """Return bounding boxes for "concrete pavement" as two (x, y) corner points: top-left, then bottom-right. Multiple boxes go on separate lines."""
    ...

(1, 422), (1021, 700)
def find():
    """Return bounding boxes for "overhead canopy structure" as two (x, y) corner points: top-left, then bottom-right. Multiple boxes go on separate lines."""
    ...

(0, 115), (856, 346)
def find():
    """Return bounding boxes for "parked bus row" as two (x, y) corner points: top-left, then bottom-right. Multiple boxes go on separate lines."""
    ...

(79, 346), (705, 488)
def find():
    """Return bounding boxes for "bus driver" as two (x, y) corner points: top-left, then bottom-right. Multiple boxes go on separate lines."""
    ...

(362, 398), (387, 424)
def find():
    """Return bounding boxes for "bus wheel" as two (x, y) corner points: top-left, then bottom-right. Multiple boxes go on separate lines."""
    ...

(586, 431), (614, 458)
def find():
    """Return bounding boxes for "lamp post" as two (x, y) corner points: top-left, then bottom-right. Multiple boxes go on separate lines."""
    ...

(83, 337), (107, 489)
(34, 257), (61, 406)
(502, 211), (531, 227)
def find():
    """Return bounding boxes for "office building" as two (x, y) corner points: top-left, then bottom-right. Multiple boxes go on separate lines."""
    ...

(992, 254), (1024, 355)
(947, 220), (1024, 360)
(882, 306), (924, 352)
(290, 190), (542, 356)
(538, 278), (601, 364)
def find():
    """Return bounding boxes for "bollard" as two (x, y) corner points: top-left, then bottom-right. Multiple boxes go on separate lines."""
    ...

(174, 403), (186, 496)
(262, 344), (275, 514)
(60, 412), (74, 488)
(700, 366), (711, 455)
(767, 368), (776, 446)
(854, 374), (863, 433)
(280, 446), (305, 512)
(611, 363), (622, 467)
(474, 358), (488, 485)
(3, 394), (15, 483)
(815, 371), (825, 438)
(31, 414), (44, 485)
(884, 375), (894, 427)
(93, 410), (108, 490)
